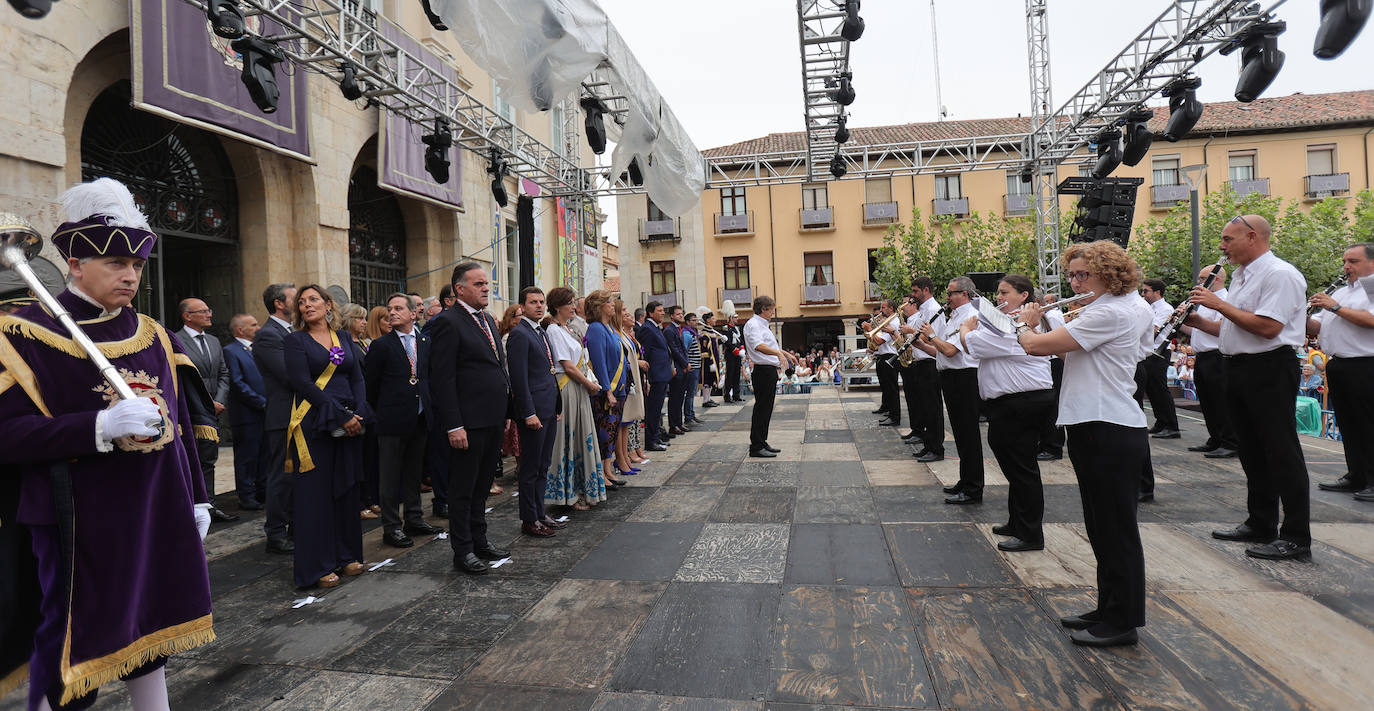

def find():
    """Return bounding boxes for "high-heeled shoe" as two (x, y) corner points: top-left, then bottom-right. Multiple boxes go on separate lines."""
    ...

(618, 469), (637, 478)
(605, 476), (626, 488)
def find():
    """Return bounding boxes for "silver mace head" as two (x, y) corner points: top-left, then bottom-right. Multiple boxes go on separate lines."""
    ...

(0, 212), (43, 269)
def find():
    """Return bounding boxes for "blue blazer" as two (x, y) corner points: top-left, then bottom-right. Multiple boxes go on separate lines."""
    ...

(636, 321), (673, 383)
(506, 320), (560, 421)
(223, 340), (266, 428)
(585, 321), (629, 398)
(663, 321), (690, 370)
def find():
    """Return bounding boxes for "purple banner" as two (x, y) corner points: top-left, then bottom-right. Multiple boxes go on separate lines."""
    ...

(377, 19), (462, 210)
(131, 0), (311, 160)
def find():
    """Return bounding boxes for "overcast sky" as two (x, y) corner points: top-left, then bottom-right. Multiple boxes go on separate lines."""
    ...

(594, 0), (1374, 243)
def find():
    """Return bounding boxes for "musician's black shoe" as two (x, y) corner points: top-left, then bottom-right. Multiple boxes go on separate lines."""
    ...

(879, 419), (900, 427)
(1318, 474), (1364, 492)
(1036, 451), (1062, 461)
(992, 523), (1014, 536)
(1245, 540), (1311, 561)
(944, 492), (982, 505)
(1071, 626), (1138, 648)
(942, 483), (962, 495)
(209, 507), (239, 523)
(916, 451), (944, 463)
(997, 537), (1044, 553)
(1211, 524), (1272, 543)
(1354, 487), (1374, 502)
(1060, 611), (1100, 630)
(763, 445), (782, 453)
(871, 408), (887, 414)
(1138, 492), (1154, 503)
(901, 431), (920, 441)
(1188, 442), (1218, 452)
(1203, 447), (1237, 459)
(1147, 423), (1164, 434)
(749, 448), (777, 458)
(1150, 428), (1181, 439)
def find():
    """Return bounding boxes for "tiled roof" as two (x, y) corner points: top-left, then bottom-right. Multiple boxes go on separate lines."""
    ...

(703, 90), (1374, 158)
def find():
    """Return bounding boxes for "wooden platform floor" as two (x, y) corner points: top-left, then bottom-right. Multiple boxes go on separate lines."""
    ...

(7, 389), (1374, 710)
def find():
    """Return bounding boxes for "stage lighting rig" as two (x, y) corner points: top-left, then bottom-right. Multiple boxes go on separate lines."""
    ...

(834, 115), (850, 144)
(231, 35), (286, 114)
(1222, 20), (1286, 102)
(841, 0), (865, 41)
(488, 148), (510, 207)
(1161, 76), (1203, 142)
(421, 0), (447, 31)
(1314, 0), (1371, 58)
(207, 0), (246, 39)
(422, 117), (453, 184)
(627, 157), (644, 186)
(581, 97), (607, 154)
(1120, 108), (1154, 167)
(8, 0), (52, 18)
(826, 73), (855, 106)
(1090, 127), (1122, 179)
(829, 152), (847, 179)
(339, 62), (363, 101)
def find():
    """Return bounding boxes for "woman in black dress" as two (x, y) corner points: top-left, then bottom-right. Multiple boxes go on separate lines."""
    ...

(284, 285), (374, 588)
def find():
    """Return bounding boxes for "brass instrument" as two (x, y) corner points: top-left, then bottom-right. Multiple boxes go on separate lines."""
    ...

(1308, 276), (1346, 316)
(864, 310), (902, 350)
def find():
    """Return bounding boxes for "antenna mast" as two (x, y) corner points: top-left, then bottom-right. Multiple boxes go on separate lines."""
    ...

(931, 0), (947, 120)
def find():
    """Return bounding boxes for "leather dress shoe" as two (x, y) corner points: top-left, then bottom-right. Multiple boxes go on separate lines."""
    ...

(474, 544), (509, 560)
(992, 523), (1014, 536)
(763, 444), (781, 453)
(1318, 474), (1365, 492)
(749, 448), (777, 458)
(941, 483), (962, 495)
(671, 427), (688, 436)
(541, 516), (568, 529)
(1212, 524), (1272, 543)
(997, 537), (1044, 552)
(1187, 442), (1218, 452)
(703, 400), (719, 407)
(1036, 451), (1062, 461)
(916, 451), (944, 463)
(879, 419), (900, 427)
(1203, 447), (1238, 459)
(1355, 487), (1374, 502)
(871, 408), (887, 414)
(945, 492), (982, 505)
(522, 521), (557, 537)
(404, 521), (444, 537)
(1246, 540), (1311, 560)
(647, 443), (668, 452)
(1147, 423), (1164, 434)
(1138, 492), (1154, 503)
(1150, 428), (1181, 439)
(691, 417), (706, 424)
(454, 553), (489, 574)
(238, 499), (264, 511)
(266, 538), (295, 554)
(1060, 612), (1100, 630)
(433, 503), (450, 518)
(1071, 626), (1138, 647)
(209, 507), (239, 523)
(383, 529), (414, 548)
(900, 431), (920, 441)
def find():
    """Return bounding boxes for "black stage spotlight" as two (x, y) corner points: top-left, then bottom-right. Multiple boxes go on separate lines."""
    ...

(827, 73), (855, 106)
(339, 62), (363, 101)
(421, 0), (447, 31)
(834, 115), (850, 144)
(231, 36), (286, 114)
(1090, 127), (1122, 179)
(1315, 0), (1371, 59)
(9, 0), (52, 19)
(580, 97), (607, 154)
(207, 0), (245, 39)
(1161, 76), (1203, 141)
(1019, 165), (1034, 184)
(1120, 107), (1154, 166)
(487, 149), (510, 207)
(627, 157), (644, 186)
(841, 0), (865, 41)
(421, 118), (452, 184)
(1223, 20), (1286, 102)
(829, 152), (847, 179)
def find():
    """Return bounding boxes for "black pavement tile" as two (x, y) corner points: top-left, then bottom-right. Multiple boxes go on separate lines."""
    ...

(630, 486), (728, 522)
(499, 520), (619, 578)
(803, 430), (855, 443)
(734, 461), (803, 487)
(1040, 484), (1088, 524)
(1314, 592), (1374, 632)
(784, 524), (899, 586)
(1136, 485), (1245, 525)
(425, 682), (599, 711)
(159, 660), (328, 711)
(584, 487), (658, 521)
(207, 544), (288, 598)
(594, 692), (763, 710)
(793, 486), (877, 524)
(694, 444), (753, 462)
(885, 523), (1017, 588)
(871, 486), (1006, 524)
(567, 522), (704, 581)
(710, 487), (797, 524)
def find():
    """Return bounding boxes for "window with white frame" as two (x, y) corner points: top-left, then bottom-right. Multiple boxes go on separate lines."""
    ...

(1228, 151), (1256, 182)
(1307, 145), (1336, 176)
(864, 178), (892, 203)
(935, 174), (963, 200)
(720, 187), (746, 216)
(802, 184), (828, 210)
(1006, 174), (1031, 195)
(1152, 157), (1181, 186)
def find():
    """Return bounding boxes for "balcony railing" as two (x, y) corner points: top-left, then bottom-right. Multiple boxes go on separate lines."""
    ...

(718, 286), (754, 310)
(1306, 173), (1350, 198)
(1004, 193), (1032, 216)
(1227, 177), (1270, 197)
(801, 282), (840, 305)
(1151, 183), (1191, 207)
(641, 290), (683, 309)
(713, 211), (754, 236)
(933, 197), (970, 217)
(638, 217), (680, 244)
(799, 206), (834, 230)
(863, 281), (882, 303)
(862, 201), (899, 226)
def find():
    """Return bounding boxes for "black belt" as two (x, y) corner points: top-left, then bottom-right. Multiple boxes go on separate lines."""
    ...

(1222, 345), (1295, 362)
(1330, 354), (1374, 362)
(987, 387), (1054, 404)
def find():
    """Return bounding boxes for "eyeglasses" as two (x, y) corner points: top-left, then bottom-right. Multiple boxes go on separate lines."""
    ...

(188, 308), (213, 315)
(1230, 215), (1258, 233)
(1067, 271), (1093, 282)
(945, 289), (965, 296)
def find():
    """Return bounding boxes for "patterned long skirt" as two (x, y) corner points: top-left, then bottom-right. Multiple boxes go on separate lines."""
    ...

(627, 418), (643, 451)
(546, 382), (607, 506)
(591, 392), (624, 462)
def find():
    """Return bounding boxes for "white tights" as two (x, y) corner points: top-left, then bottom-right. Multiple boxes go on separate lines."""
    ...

(34, 667), (169, 711)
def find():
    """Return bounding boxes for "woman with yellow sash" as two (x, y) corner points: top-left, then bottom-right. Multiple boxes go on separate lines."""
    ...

(583, 290), (629, 488)
(284, 285), (373, 589)
(544, 287), (608, 510)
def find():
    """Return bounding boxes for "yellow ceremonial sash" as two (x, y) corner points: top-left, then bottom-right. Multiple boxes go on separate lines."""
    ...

(285, 330), (341, 473)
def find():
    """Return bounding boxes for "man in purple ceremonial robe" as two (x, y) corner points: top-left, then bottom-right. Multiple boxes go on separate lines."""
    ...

(0, 179), (214, 711)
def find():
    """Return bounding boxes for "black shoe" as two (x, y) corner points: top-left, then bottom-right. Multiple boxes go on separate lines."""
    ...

(942, 484), (962, 495)
(1071, 626), (1138, 647)
(945, 492), (982, 505)
(1150, 428), (1181, 439)
(916, 451), (944, 463)
(1203, 447), (1238, 459)
(1138, 492), (1154, 503)
(522, 521), (557, 538)
(703, 400), (720, 408)
(383, 529), (414, 548)
(1318, 474), (1365, 492)
(1187, 443), (1218, 452)
(871, 408), (887, 414)
(763, 444), (781, 453)
(1148, 423), (1164, 434)
(1211, 524), (1272, 543)
(209, 507), (239, 523)
(1060, 612), (1100, 630)
(1245, 540), (1311, 561)
(238, 499), (264, 511)
(1036, 451), (1062, 461)
(671, 427), (687, 436)
(879, 419), (900, 427)
(647, 443), (668, 452)
(901, 431), (920, 441)
(749, 449), (777, 458)
(266, 538), (295, 554)
(691, 417), (706, 424)
(404, 521), (444, 537)
(1355, 487), (1374, 502)
(997, 537), (1044, 552)
(992, 523), (1014, 536)
(474, 544), (510, 560)
(454, 552), (489, 574)
(433, 503), (450, 518)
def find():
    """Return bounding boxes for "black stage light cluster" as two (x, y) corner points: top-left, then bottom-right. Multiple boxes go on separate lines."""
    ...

(9, 0), (54, 19)
(207, 0), (246, 39)
(1089, 127), (1122, 180)
(834, 114), (850, 144)
(581, 97), (607, 155)
(1161, 76), (1203, 142)
(1061, 177), (1143, 249)
(339, 62), (363, 101)
(1315, 0), (1371, 58)
(1222, 20), (1287, 103)
(826, 72), (856, 106)
(841, 0), (865, 41)
(422, 117), (453, 184)
(1119, 108), (1154, 166)
(232, 35), (286, 114)
(488, 148), (510, 206)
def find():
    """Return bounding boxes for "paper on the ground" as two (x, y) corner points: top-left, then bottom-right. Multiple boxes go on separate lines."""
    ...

(485, 507), (494, 513)
(554, 515), (569, 522)
(436, 532), (449, 540)
(291, 595), (320, 609)
(512, 491), (519, 497)
(488, 557), (512, 568)
(368, 559), (395, 572)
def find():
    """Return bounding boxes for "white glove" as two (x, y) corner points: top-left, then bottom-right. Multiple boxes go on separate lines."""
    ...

(194, 505), (211, 541)
(96, 398), (161, 441)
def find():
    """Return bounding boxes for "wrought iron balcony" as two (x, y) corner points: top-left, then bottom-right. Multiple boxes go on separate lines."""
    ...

(718, 286), (755, 310)
(1004, 193), (1032, 216)
(1151, 183), (1191, 206)
(1305, 173), (1350, 198)
(863, 280), (882, 303)
(862, 201), (899, 227)
(713, 211), (754, 236)
(1228, 177), (1270, 197)
(799, 206), (834, 230)
(638, 217), (680, 244)
(801, 282), (840, 305)
(932, 197), (969, 217)
(641, 290), (683, 309)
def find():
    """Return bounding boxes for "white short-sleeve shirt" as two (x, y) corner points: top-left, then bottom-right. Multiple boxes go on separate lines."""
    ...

(931, 302), (979, 371)
(1220, 250), (1307, 354)
(547, 322), (582, 373)
(905, 298), (941, 362)
(743, 314), (782, 367)
(1058, 292), (1155, 428)
(1189, 287), (1227, 353)
(962, 325), (1052, 400)
(1316, 276), (1374, 358)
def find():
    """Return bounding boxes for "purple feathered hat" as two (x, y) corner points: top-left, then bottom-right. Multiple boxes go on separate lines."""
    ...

(51, 178), (158, 261)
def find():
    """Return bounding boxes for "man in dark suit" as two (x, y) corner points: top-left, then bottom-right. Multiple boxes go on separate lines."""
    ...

(177, 297), (238, 523)
(253, 282), (297, 554)
(429, 262), (512, 575)
(421, 287), (452, 517)
(366, 293), (444, 548)
(663, 304), (691, 435)
(637, 301), (674, 450)
(224, 313), (267, 510)
(507, 287), (564, 538)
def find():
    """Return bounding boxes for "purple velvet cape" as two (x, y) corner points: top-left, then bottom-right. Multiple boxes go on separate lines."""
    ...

(0, 290), (213, 705)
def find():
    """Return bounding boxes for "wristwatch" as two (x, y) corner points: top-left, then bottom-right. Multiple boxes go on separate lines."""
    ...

(1014, 322), (1033, 335)
(1330, 304), (1344, 313)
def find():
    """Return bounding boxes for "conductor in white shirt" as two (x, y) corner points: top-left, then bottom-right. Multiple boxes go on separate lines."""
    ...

(744, 295), (798, 458)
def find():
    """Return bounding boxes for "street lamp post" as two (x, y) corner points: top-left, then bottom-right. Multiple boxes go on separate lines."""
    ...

(1181, 164), (1208, 280)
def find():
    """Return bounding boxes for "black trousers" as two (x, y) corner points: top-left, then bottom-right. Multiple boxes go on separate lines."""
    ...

(447, 424), (502, 556)
(1328, 356), (1374, 488)
(750, 364), (779, 452)
(426, 415), (450, 505)
(1225, 347), (1310, 546)
(645, 379), (668, 442)
(516, 418), (557, 522)
(1036, 358), (1065, 456)
(1192, 350), (1237, 450)
(901, 359), (944, 454)
(938, 367), (984, 494)
(195, 435), (219, 501)
(1134, 357), (1178, 430)
(725, 354), (742, 400)
(986, 389), (1055, 544)
(1066, 421), (1148, 631)
(876, 356), (900, 420)
(262, 427), (293, 540)
(231, 419), (265, 505)
(667, 371), (688, 429)
(377, 417), (428, 530)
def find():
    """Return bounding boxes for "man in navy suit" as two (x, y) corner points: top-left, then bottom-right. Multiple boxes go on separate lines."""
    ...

(636, 301), (674, 450)
(253, 282), (297, 554)
(366, 293), (445, 548)
(224, 313), (267, 510)
(506, 287), (564, 538)
(429, 262), (512, 575)
(663, 304), (691, 436)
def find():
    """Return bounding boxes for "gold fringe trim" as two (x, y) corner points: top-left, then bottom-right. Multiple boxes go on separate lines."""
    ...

(0, 330), (51, 417)
(0, 662), (28, 699)
(0, 314), (159, 362)
(192, 425), (219, 442)
(59, 614), (215, 705)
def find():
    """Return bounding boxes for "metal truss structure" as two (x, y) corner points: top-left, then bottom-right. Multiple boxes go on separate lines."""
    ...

(1025, 0), (1062, 287)
(796, 0), (858, 183)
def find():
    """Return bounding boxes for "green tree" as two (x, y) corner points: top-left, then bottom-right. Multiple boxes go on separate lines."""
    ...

(873, 208), (1038, 298)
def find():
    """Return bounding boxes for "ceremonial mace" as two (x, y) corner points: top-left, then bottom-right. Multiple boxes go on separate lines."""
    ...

(0, 212), (137, 400)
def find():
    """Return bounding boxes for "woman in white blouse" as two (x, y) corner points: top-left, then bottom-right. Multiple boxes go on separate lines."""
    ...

(1015, 240), (1154, 649)
(543, 287), (609, 511)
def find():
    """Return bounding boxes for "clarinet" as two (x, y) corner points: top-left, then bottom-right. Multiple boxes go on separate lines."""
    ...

(1307, 276), (1346, 315)
(1151, 261), (1226, 359)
